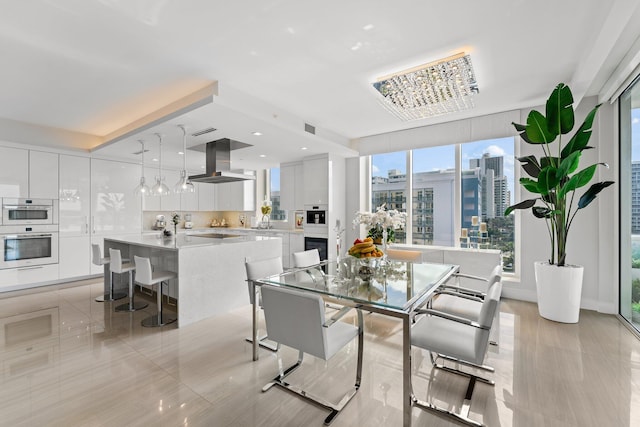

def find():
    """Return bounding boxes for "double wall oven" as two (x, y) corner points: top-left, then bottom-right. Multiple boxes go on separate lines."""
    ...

(0, 199), (58, 270)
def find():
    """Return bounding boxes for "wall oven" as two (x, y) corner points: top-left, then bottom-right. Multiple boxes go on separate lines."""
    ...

(2, 198), (55, 225)
(0, 225), (59, 269)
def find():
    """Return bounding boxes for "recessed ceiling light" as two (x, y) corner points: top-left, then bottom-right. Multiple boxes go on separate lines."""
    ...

(259, 154), (266, 158)
(252, 131), (262, 136)
(178, 151), (184, 155)
(351, 42), (362, 51)
(286, 27), (295, 35)
(301, 147), (308, 150)
(152, 158), (158, 162)
(363, 24), (374, 31)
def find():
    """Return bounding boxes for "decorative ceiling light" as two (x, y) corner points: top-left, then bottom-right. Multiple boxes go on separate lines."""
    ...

(151, 133), (171, 196)
(175, 125), (195, 193)
(372, 52), (478, 121)
(133, 139), (151, 196)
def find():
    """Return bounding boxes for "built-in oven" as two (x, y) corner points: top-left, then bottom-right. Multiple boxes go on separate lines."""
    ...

(0, 225), (59, 269)
(2, 198), (55, 225)
(305, 205), (327, 226)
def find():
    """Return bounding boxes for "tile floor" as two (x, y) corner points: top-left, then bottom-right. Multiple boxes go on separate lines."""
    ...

(1, 279), (640, 426)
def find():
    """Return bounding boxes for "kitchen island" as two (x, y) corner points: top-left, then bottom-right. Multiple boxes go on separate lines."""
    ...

(104, 233), (281, 327)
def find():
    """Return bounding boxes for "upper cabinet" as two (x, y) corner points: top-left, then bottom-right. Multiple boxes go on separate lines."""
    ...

(0, 147), (58, 198)
(303, 156), (329, 205)
(280, 161), (304, 212)
(0, 146), (28, 197)
(215, 171), (256, 211)
(29, 151), (59, 199)
(198, 182), (217, 211)
(59, 155), (91, 236)
(180, 181), (199, 212)
(90, 158), (142, 236)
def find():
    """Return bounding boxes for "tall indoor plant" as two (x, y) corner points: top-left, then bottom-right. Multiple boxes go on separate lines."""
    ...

(506, 83), (614, 323)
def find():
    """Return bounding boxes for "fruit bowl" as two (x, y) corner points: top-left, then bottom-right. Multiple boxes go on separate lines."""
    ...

(347, 237), (384, 259)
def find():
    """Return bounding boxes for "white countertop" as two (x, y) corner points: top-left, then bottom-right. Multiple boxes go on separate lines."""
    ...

(143, 227), (304, 236)
(106, 233), (280, 250)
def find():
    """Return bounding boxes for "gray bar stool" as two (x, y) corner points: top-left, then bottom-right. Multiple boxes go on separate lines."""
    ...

(92, 244), (126, 302)
(134, 255), (177, 327)
(109, 248), (148, 312)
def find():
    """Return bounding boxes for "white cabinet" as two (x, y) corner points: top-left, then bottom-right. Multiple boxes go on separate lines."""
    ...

(59, 236), (91, 279)
(289, 233), (305, 266)
(141, 166), (161, 211)
(198, 183), (217, 211)
(281, 162), (305, 212)
(0, 264), (59, 290)
(303, 156), (329, 205)
(90, 158), (142, 236)
(161, 169), (181, 211)
(215, 172), (256, 211)
(59, 155), (90, 237)
(29, 151), (59, 199)
(0, 146), (29, 197)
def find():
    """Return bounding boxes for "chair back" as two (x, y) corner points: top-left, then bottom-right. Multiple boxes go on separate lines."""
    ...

(92, 244), (104, 265)
(261, 285), (328, 360)
(292, 249), (321, 268)
(245, 257), (284, 305)
(134, 256), (153, 285)
(109, 248), (125, 273)
(474, 281), (503, 359)
(386, 248), (423, 262)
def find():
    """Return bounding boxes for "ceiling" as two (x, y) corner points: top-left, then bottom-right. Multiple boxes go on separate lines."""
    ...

(1, 0), (639, 172)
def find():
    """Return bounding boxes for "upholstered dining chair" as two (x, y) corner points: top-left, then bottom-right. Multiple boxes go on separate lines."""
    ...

(386, 248), (423, 263)
(260, 285), (364, 425)
(411, 281), (502, 426)
(292, 249), (326, 286)
(431, 264), (502, 345)
(244, 256), (284, 352)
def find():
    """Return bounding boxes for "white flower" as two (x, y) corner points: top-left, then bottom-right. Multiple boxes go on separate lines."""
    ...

(353, 204), (407, 230)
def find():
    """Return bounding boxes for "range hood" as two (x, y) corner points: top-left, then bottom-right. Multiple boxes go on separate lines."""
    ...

(188, 138), (256, 184)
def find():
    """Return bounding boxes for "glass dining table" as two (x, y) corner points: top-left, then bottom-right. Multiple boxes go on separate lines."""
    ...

(253, 257), (459, 427)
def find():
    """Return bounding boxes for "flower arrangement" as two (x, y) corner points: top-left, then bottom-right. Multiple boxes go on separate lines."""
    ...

(171, 212), (180, 235)
(353, 204), (407, 243)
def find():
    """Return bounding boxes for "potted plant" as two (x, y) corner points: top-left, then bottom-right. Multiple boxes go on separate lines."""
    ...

(505, 83), (614, 323)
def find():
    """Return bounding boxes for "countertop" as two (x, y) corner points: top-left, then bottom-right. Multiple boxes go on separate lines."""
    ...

(143, 227), (304, 235)
(105, 233), (281, 250)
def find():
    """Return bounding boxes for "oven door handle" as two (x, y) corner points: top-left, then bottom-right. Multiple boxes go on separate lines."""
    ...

(3, 206), (51, 210)
(2, 234), (54, 239)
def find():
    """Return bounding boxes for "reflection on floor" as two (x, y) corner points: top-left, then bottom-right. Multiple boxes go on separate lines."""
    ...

(1, 279), (640, 426)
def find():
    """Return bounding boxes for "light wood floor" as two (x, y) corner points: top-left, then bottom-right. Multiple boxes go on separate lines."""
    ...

(1, 279), (640, 427)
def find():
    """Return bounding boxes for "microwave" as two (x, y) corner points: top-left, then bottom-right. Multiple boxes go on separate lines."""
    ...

(305, 205), (327, 225)
(2, 198), (55, 225)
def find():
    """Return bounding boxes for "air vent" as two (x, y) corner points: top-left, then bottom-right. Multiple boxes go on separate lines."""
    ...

(132, 149), (149, 155)
(304, 123), (316, 135)
(191, 127), (217, 137)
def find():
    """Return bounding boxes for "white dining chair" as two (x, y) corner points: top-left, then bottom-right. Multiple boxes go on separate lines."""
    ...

(110, 248), (148, 312)
(411, 280), (502, 426)
(260, 285), (363, 425)
(244, 256), (284, 352)
(292, 249), (326, 286)
(134, 255), (176, 327)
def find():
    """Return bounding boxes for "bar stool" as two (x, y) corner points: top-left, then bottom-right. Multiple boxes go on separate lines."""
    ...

(109, 248), (148, 312)
(92, 244), (126, 302)
(134, 255), (177, 327)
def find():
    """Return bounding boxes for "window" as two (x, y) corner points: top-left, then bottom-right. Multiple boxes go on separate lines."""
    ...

(461, 138), (515, 272)
(368, 137), (516, 273)
(269, 167), (287, 221)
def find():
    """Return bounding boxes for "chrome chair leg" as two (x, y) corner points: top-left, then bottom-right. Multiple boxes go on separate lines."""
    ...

(116, 270), (148, 312)
(95, 271), (127, 302)
(141, 281), (176, 327)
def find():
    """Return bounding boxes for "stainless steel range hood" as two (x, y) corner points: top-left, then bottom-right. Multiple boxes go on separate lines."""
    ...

(188, 138), (256, 183)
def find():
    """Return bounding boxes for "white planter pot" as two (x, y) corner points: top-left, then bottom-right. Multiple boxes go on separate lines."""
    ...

(534, 261), (584, 323)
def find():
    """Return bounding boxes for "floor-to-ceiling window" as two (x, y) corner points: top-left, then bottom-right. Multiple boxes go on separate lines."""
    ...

(269, 167), (287, 221)
(620, 75), (640, 331)
(369, 137), (515, 272)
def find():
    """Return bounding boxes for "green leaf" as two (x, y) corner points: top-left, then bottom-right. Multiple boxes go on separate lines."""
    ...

(560, 104), (600, 159)
(557, 151), (581, 179)
(504, 198), (537, 216)
(558, 164), (597, 198)
(577, 181), (614, 209)
(520, 178), (542, 194)
(538, 166), (559, 195)
(532, 206), (552, 218)
(540, 156), (560, 169)
(546, 83), (574, 135)
(517, 155), (542, 178)
(523, 111), (556, 144)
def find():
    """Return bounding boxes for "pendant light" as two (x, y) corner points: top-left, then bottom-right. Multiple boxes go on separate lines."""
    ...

(133, 139), (151, 195)
(151, 133), (171, 196)
(174, 124), (195, 193)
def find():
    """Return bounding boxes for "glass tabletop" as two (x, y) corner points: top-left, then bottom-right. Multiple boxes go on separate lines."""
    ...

(259, 257), (458, 313)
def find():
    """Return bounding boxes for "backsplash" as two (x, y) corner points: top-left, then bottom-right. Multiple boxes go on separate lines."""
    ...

(143, 211), (253, 230)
